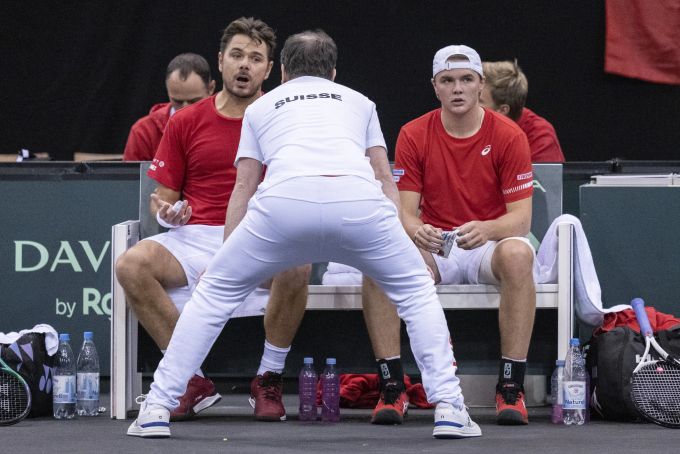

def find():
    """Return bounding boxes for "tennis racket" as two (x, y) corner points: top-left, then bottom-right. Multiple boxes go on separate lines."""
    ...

(630, 297), (680, 428)
(0, 345), (32, 425)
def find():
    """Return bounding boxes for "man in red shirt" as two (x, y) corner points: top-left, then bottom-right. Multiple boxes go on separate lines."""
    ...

(123, 53), (216, 161)
(362, 45), (538, 426)
(116, 17), (310, 422)
(480, 60), (565, 163)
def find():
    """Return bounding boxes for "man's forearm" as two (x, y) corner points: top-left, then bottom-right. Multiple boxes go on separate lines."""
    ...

(223, 184), (253, 241)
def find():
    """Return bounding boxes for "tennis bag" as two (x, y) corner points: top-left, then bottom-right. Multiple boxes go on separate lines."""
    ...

(585, 307), (680, 421)
(0, 332), (55, 417)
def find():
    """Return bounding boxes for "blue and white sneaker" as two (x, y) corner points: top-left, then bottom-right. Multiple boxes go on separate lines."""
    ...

(127, 400), (171, 438)
(432, 402), (482, 439)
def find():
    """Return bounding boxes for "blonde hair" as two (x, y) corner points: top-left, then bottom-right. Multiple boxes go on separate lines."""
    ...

(482, 60), (528, 121)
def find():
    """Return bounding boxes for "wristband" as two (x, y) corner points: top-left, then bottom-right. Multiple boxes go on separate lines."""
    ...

(156, 211), (179, 229)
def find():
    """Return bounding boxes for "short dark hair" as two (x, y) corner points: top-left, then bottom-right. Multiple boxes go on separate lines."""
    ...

(219, 17), (276, 61)
(280, 29), (337, 80)
(166, 53), (212, 88)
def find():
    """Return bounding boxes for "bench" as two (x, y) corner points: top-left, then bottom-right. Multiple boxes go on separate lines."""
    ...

(110, 163), (574, 419)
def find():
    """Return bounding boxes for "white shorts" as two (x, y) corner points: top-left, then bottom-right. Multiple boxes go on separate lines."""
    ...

(433, 236), (538, 285)
(143, 225), (269, 316)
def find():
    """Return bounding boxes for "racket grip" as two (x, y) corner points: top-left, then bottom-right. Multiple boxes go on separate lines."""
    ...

(631, 297), (653, 337)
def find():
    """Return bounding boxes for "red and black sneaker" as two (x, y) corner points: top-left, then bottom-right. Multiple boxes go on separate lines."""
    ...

(495, 381), (528, 425)
(170, 374), (222, 421)
(249, 371), (286, 422)
(371, 381), (409, 425)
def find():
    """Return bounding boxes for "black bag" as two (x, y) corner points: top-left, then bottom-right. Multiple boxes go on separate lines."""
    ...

(586, 324), (680, 421)
(1, 332), (55, 417)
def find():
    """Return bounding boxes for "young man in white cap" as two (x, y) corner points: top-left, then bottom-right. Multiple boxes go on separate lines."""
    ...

(362, 44), (537, 425)
(127, 29), (481, 441)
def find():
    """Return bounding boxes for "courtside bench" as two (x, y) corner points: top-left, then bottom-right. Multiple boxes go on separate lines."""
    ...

(110, 164), (574, 419)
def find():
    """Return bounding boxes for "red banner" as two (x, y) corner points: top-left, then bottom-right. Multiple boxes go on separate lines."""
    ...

(605, 0), (680, 85)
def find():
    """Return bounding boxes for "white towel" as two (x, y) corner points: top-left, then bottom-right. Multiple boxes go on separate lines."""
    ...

(321, 262), (363, 285)
(537, 214), (629, 326)
(0, 323), (59, 355)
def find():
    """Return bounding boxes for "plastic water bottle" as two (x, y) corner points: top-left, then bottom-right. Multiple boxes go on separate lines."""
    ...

(298, 357), (318, 421)
(53, 333), (77, 419)
(550, 360), (565, 424)
(563, 338), (586, 425)
(320, 357), (340, 422)
(76, 331), (100, 416)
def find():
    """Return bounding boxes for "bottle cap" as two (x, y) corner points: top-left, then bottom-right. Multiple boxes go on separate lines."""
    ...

(569, 338), (580, 346)
(59, 333), (70, 342)
(84, 331), (93, 340)
(326, 357), (336, 365)
(556, 360), (565, 366)
(303, 357), (313, 364)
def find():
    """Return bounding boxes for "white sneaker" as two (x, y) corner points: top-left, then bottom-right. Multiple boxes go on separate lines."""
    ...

(432, 402), (482, 439)
(127, 400), (171, 438)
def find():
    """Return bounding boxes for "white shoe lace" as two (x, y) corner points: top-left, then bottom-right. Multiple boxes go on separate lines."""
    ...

(135, 394), (148, 405)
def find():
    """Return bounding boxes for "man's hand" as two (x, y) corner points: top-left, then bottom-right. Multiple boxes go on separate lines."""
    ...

(151, 193), (192, 227)
(413, 224), (445, 254)
(455, 220), (492, 250)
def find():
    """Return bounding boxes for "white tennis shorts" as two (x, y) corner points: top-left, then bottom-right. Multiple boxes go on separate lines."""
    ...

(433, 236), (538, 285)
(144, 224), (268, 316)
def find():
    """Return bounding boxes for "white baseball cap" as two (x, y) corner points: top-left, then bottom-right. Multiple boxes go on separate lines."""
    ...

(432, 45), (483, 78)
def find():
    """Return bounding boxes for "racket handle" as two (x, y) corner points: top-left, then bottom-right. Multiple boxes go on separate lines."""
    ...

(631, 297), (653, 337)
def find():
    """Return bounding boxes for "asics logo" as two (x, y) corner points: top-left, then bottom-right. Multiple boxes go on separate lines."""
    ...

(481, 145), (491, 156)
(380, 363), (390, 379)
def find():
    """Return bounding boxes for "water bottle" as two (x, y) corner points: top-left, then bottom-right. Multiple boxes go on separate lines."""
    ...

(298, 357), (318, 421)
(550, 360), (565, 424)
(76, 331), (100, 416)
(53, 333), (77, 419)
(563, 338), (586, 425)
(320, 357), (340, 422)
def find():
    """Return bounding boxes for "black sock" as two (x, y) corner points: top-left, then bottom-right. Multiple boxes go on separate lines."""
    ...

(498, 359), (526, 388)
(376, 358), (404, 391)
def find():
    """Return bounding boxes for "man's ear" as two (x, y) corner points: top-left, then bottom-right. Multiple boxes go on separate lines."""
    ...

(499, 104), (511, 116)
(264, 60), (273, 80)
(281, 64), (288, 83)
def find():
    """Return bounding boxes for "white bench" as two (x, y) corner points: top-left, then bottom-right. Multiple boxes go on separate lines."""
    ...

(110, 164), (574, 419)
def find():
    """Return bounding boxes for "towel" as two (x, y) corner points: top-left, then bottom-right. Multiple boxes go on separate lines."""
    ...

(0, 323), (59, 355)
(315, 374), (434, 409)
(537, 214), (630, 326)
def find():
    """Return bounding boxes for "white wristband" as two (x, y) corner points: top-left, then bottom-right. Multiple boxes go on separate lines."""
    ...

(156, 211), (179, 229)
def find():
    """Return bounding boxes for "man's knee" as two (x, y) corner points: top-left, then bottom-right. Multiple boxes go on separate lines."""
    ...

(115, 247), (151, 286)
(492, 240), (534, 281)
(273, 265), (311, 292)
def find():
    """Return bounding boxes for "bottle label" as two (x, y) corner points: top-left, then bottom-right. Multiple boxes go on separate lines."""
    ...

(562, 380), (586, 410)
(77, 372), (100, 400)
(53, 375), (76, 403)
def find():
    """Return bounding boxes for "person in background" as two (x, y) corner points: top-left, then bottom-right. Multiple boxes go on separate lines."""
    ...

(116, 17), (310, 422)
(123, 53), (216, 161)
(480, 59), (565, 163)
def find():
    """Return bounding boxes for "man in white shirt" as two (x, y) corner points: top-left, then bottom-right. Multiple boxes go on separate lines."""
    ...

(127, 29), (481, 441)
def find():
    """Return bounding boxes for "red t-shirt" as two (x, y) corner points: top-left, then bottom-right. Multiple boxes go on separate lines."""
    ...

(516, 108), (565, 163)
(123, 103), (171, 161)
(148, 95), (241, 226)
(394, 108), (533, 230)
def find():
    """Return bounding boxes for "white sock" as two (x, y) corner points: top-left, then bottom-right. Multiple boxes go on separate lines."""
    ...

(257, 340), (291, 375)
(162, 349), (203, 377)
